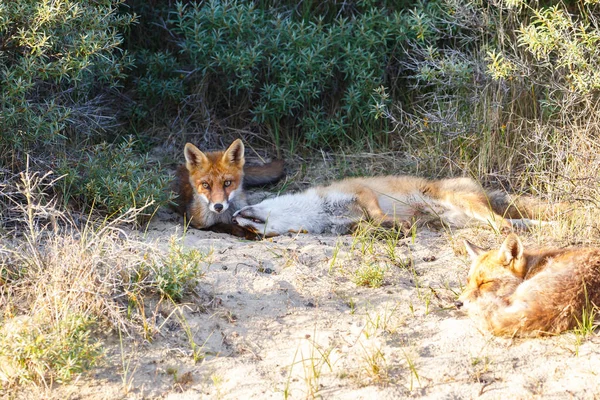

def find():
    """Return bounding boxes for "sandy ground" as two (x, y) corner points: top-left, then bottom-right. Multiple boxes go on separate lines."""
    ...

(47, 205), (600, 400)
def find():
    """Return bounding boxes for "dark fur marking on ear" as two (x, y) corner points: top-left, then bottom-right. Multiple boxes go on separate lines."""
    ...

(223, 139), (245, 166)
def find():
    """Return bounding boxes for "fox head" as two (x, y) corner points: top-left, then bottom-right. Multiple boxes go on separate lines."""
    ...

(457, 234), (527, 309)
(232, 194), (310, 238)
(232, 191), (325, 237)
(184, 139), (245, 214)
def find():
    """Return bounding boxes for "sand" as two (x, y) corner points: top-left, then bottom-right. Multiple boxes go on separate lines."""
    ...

(45, 203), (600, 400)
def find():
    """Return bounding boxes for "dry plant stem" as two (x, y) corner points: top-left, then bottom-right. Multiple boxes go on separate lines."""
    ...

(0, 168), (171, 388)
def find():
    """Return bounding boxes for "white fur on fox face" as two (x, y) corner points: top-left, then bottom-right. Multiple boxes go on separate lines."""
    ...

(228, 188), (240, 201)
(209, 200), (229, 213)
(457, 292), (470, 308)
(198, 193), (209, 204)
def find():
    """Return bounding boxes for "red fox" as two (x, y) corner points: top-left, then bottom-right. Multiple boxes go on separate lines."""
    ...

(232, 175), (562, 237)
(457, 234), (600, 337)
(172, 139), (284, 236)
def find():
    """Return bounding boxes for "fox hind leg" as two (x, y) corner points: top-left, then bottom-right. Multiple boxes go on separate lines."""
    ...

(461, 195), (553, 231)
(353, 187), (412, 233)
(506, 218), (556, 230)
(449, 193), (513, 232)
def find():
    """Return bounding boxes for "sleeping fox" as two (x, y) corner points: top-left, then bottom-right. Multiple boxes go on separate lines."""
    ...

(232, 175), (562, 237)
(457, 234), (600, 337)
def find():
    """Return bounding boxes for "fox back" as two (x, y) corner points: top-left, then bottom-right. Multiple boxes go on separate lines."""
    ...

(459, 234), (600, 336)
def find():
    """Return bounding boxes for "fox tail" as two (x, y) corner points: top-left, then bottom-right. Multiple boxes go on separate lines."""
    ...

(243, 160), (285, 187)
(488, 191), (573, 220)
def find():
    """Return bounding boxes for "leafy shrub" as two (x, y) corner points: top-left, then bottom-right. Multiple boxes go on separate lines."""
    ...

(59, 138), (172, 221)
(490, 2), (600, 96)
(0, 314), (101, 387)
(383, 0), (600, 213)
(152, 239), (208, 301)
(0, 0), (134, 164)
(482, 0), (600, 194)
(128, 50), (186, 124)
(169, 0), (438, 148)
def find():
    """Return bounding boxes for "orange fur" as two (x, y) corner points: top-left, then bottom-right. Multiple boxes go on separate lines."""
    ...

(320, 176), (516, 231)
(171, 139), (284, 236)
(458, 234), (600, 337)
(234, 174), (567, 237)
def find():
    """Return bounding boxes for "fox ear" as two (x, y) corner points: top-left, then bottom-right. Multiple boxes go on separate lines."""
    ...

(498, 233), (524, 265)
(464, 240), (485, 259)
(222, 139), (245, 167)
(184, 143), (209, 170)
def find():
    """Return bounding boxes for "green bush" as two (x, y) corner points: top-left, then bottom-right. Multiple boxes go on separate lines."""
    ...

(0, 0), (134, 164)
(168, 0), (438, 148)
(58, 138), (172, 221)
(0, 314), (101, 386)
(489, 1), (600, 96)
(131, 50), (186, 121)
(152, 239), (208, 301)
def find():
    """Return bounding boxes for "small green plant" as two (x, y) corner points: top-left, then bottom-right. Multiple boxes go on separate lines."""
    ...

(574, 305), (599, 338)
(353, 263), (386, 288)
(282, 345), (300, 400)
(470, 355), (491, 383)
(166, 366), (179, 380)
(153, 239), (208, 301)
(348, 298), (357, 315)
(572, 284), (599, 355)
(283, 332), (335, 399)
(363, 303), (400, 338)
(118, 328), (139, 394)
(359, 342), (388, 384)
(211, 373), (225, 399)
(402, 349), (421, 391)
(174, 307), (208, 363)
(0, 314), (102, 387)
(382, 226), (405, 262)
(408, 301), (415, 318)
(299, 334), (334, 398)
(328, 241), (343, 274)
(423, 292), (432, 315)
(350, 222), (379, 256)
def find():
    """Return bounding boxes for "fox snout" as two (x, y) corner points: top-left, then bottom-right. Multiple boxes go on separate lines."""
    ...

(455, 300), (464, 309)
(209, 202), (228, 214)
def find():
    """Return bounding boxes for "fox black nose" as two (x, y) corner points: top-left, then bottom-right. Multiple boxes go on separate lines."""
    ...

(213, 203), (224, 212)
(455, 301), (463, 309)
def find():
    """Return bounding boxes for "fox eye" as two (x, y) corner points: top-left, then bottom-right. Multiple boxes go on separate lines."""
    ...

(224, 180), (232, 187)
(201, 182), (210, 189)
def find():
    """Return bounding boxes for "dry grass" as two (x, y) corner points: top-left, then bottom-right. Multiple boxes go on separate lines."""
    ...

(0, 168), (209, 391)
(3, 97), (600, 394)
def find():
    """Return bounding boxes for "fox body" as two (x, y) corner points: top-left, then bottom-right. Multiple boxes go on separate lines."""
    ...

(232, 175), (555, 237)
(172, 139), (284, 233)
(458, 234), (600, 337)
